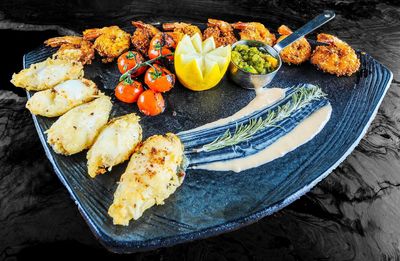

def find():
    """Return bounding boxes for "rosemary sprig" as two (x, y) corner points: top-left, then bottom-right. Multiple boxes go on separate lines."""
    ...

(197, 85), (327, 152)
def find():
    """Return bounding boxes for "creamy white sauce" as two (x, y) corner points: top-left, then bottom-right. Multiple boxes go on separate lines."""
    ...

(193, 104), (332, 172)
(186, 88), (286, 132)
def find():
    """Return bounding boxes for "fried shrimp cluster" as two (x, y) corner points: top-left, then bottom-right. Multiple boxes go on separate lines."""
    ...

(276, 25), (311, 65)
(83, 26), (130, 63)
(131, 21), (160, 55)
(232, 22), (276, 46)
(203, 19), (237, 47)
(311, 33), (360, 76)
(44, 36), (95, 65)
(162, 22), (202, 42)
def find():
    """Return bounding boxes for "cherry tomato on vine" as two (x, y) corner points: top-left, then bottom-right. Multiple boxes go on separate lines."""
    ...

(148, 32), (176, 61)
(137, 89), (165, 116)
(144, 64), (175, 92)
(117, 51), (146, 77)
(114, 80), (144, 103)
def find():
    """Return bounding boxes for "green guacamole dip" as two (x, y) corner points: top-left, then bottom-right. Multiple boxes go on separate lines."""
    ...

(231, 44), (279, 74)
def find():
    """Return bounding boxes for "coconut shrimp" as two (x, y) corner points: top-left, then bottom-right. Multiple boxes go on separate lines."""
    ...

(83, 26), (130, 63)
(44, 36), (95, 65)
(203, 19), (237, 47)
(162, 22), (201, 42)
(276, 25), (311, 65)
(131, 21), (160, 55)
(310, 33), (360, 76)
(232, 22), (276, 46)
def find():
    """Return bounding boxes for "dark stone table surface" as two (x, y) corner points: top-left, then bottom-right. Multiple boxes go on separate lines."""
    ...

(1, 1), (399, 260)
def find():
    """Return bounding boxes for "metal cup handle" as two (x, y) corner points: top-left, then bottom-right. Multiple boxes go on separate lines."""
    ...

(273, 10), (335, 53)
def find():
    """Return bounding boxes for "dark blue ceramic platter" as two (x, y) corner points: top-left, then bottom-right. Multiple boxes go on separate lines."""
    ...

(23, 18), (393, 253)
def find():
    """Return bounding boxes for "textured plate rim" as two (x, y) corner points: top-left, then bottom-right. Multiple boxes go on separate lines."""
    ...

(23, 52), (393, 253)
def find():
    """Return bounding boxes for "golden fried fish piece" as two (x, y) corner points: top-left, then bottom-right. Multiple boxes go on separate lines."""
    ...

(87, 113), (142, 178)
(108, 133), (185, 225)
(46, 96), (112, 155)
(26, 79), (99, 117)
(11, 58), (84, 91)
(310, 33), (360, 76)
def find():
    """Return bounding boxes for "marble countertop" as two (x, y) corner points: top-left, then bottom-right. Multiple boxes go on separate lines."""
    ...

(1, 1), (399, 260)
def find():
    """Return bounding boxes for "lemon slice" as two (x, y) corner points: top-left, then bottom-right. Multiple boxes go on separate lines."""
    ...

(175, 33), (231, 91)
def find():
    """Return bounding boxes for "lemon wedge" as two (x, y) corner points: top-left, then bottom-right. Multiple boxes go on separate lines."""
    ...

(175, 33), (231, 91)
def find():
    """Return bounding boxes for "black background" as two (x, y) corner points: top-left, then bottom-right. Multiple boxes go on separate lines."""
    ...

(1, 0), (400, 260)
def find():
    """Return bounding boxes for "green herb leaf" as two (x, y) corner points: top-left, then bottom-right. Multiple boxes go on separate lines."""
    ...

(150, 70), (163, 80)
(154, 42), (163, 50)
(124, 76), (134, 84)
(126, 51), (136, 59)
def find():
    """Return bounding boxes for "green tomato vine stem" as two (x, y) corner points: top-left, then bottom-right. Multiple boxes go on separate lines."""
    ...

(119, 52), (174, 83)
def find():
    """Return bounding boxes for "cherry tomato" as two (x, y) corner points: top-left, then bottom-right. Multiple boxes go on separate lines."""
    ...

(137, 89), (165, 116)
(144, 64), (175, 92)
(148, 33), (176, 61)
(114, 80), (144, 103)
(117, 51), (146, 77)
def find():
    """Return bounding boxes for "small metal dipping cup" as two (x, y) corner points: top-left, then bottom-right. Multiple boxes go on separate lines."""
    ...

(229, 40), (282, 90)
(229, 10), (336, 90)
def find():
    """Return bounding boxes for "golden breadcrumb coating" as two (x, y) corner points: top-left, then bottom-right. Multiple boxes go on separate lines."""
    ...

(108, 133), (184, 226)
(87, 113), (142, 178)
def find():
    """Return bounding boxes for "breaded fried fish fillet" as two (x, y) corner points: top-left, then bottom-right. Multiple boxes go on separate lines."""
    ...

(26, 79), (99, 117)
(46, 96), (112, 155)
(108, 133), (185, 226)
(87, 113), (142, 178)
(11, 57), (84, 91)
